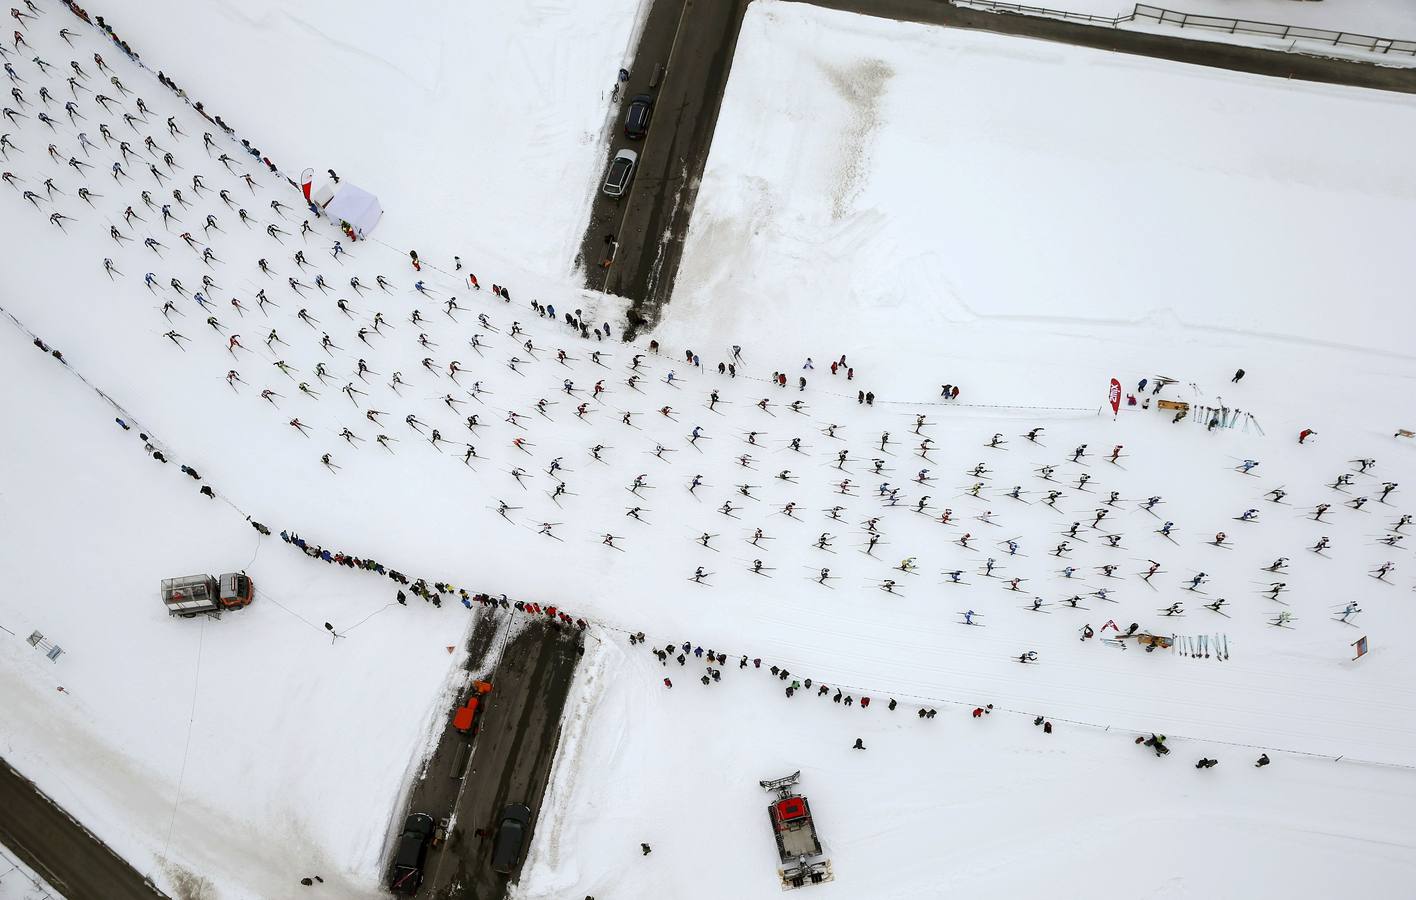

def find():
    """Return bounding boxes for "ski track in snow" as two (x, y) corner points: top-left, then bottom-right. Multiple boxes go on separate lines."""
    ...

(1, 1), (1416, 898)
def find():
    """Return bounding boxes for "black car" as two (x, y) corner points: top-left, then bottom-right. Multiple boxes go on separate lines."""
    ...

(624, 94), (653, 139)
(389, 812), (435, 894)
(491, 803), (532, 875)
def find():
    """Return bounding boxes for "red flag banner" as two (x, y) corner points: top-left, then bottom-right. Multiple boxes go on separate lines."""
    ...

(1108, 378), (1122, 415)
(300, 168), (314, 201)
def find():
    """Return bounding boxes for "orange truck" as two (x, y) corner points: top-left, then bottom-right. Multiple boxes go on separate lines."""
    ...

(452, 681), (493, 733)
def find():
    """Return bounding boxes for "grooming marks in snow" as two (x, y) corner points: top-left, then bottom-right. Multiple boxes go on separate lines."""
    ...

(2, 2), (1416, 899)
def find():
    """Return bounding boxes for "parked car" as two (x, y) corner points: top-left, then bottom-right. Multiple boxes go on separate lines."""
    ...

(625, 93), (653, 139)
(490, 803), (532, 875)
(602, 149), (638, 198)
(389, 812), (435, 894)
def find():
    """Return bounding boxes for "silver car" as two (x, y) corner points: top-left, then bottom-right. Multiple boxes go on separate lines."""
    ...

(603, 148), (638, 198)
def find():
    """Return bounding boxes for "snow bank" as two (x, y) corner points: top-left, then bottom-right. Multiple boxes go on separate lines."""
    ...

(508, 629), (616, 898)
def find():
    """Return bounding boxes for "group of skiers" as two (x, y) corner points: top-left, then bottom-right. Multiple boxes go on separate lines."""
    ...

(13, 10), (1411, 800)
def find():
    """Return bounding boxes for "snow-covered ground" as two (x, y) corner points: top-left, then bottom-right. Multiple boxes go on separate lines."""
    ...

(516, 638), (1416, 900)
(0, 845), (56, 900)
(664, 0), (1416, 418)
(108, 0), (646, 278)
(0, 319), (472, 897)
(3, 1), (1416, 899)
(515, 4), (1416, 898)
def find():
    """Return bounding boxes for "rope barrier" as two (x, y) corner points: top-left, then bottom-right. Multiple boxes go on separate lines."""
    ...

(161, 613), (204, 860)
(7, 300), (1408, 773)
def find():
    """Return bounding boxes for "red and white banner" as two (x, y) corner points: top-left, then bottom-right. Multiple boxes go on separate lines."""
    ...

(1108, 378), (1122, 415)
(299, 167), (314, 201)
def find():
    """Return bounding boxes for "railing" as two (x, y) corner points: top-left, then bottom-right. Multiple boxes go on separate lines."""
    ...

(953, 0), (1133, 26)
(1133, 4), (1416, 57)
(951, 1), (1416, 58)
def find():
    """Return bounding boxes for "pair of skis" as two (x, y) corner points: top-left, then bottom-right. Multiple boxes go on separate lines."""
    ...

(1172, 634), (1228, 660)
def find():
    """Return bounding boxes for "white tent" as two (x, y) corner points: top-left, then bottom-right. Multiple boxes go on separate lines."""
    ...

(323, 183), (383, 240)
(311, 181), (336, 209)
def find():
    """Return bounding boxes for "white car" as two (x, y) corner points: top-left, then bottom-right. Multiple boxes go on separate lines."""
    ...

(603, 148), (638, 198)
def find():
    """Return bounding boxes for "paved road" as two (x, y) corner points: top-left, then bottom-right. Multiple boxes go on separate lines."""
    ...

(405, 612), (583, 899)
(580, 0), (1416, 335)
(0, 757), (167, 900)
(578, 0), (752, 338)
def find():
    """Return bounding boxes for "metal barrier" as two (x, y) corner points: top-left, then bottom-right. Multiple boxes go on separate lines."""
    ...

(951, 0), (1416, 57)
(952, 0), (1132, 26)
(1133, 4), (1416, 56)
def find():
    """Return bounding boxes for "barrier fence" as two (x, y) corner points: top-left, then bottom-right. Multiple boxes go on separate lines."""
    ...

(953, 0), (1130, 25)
(1134, 4), (1416, 56)
(952, 0), (1416, 57)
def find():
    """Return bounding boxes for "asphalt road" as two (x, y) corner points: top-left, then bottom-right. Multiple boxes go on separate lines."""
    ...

(403, 611), (583, 899)
(0, 757), (167, 900)
(579, 0), (1416, 335)
(578, 0), (752, 338)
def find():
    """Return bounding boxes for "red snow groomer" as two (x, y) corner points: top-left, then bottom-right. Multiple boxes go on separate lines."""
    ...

(760, 771), (834, 889)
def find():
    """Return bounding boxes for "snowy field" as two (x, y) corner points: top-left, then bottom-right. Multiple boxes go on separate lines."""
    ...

(0, 320), (473, 897)
(664, 1), (1416, 421)
(519, 4), (1416, 899)
(3, 1), (1416, 899)
(107, 0), (646, 279)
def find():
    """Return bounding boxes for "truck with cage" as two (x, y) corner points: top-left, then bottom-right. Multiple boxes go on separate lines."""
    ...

(160, 572), (254, 618)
